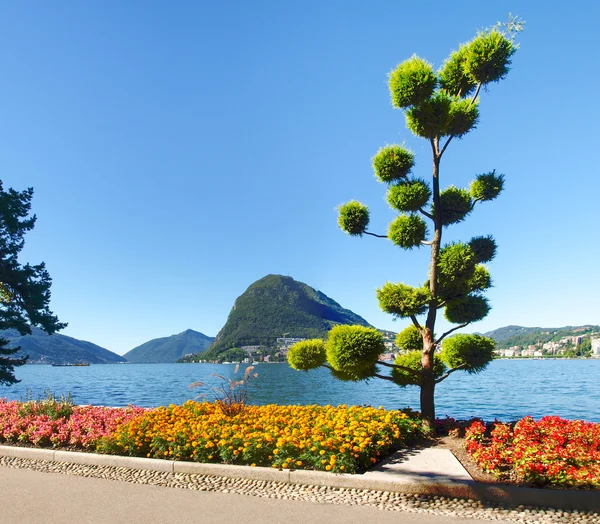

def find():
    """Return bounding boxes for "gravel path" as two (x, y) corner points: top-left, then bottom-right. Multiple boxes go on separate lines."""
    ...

(1, 456), (598, 523)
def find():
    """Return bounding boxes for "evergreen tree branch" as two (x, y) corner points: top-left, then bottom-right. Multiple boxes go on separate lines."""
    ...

(364, 231), (388, 239)
(420, 240), (433, 246)
(439, 82), (483, 158)
(435, 322), (470, 345)
(410, 315), (422, 331)
(418, 208), (434, 220)
(435, 363), (468, 383)
(374, 372), (397, 382)
(377, 360), (421, 377)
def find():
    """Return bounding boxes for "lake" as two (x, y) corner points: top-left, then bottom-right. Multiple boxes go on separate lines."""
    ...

(1, 359), (599, 422)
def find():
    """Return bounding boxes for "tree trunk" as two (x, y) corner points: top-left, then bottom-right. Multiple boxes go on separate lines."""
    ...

(421, 141), (441, 434)
(420, 330), (436, 433)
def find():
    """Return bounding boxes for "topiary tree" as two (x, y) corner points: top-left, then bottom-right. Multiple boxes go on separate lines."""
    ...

(289, 18), (523, 431)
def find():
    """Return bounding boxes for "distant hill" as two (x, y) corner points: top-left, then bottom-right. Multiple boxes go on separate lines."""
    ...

(123, 329), (215, 363)
(1, 327), (126, 365)
(484, 325), (599, 349)
(203, 274), (372, 359)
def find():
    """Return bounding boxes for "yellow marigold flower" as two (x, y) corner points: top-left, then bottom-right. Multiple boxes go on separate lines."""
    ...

(325, 465), (332, 471)
(273, 449), (279, 455)
(282, 463), (288, 469)
(319, 450), (326, 455)
(321, 459), (327, 465)
(296, 461), (302, 467)
(251, 463), (256, 467)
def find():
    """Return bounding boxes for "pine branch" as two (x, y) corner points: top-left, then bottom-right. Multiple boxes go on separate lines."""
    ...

(435, 363), (468, 383)
(435, 322), (470, 345)
(377, 360), (421, 377)
(364, 231), (388, 239)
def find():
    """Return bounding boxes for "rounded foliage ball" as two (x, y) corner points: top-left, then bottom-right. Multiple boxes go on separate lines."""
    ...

(386, 179), (431, 212)
(372, 145), (415, 183)
(391, 351), (446, 387)
(439, 47), (477, 97)
(447, 98), (479, 137)
(468, 265), (492, 293)
(463, 29), (516, 85)
(287, 339), (326, 371)
(470, 171), (505, 201)
(440, 334), (495, 373)
(388, 214), (427, 249)
(405, 92), (452, 139)
(337, 200), (369, 236)
(436, 242), (477, 301)
(395, 325), (423, 351)
(437, 186), (473, 226)
(388, 55), (437, 109)
(326, 325), (384, 381)
(377, 282), (430, 318)
(469, 235), (497, 263)
(444, 295), (490, 324)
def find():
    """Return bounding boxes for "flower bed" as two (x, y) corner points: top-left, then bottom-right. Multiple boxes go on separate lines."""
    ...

(0, 398), (422, 473)
(464, 416), (600, 488)
(0, 398), (145, 449)
(99, 401), (422, 473)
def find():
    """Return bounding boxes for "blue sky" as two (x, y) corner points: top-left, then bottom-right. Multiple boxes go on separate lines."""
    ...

(1, 1), (598, 355)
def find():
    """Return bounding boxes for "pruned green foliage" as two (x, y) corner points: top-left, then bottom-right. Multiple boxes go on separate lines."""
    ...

(440, 334), (495, 373)
(438, 186), (472, 226)
(405, 92), (451, 139)
(470, 171), (505, 201)
(439, 47), (477, 97)
(287, 339), (326, 371)
(337, 200), (369, 236)
(469, 235), (497, 263)
(391, 351), (446, 387)
(395, 325), (423, 351)
(463, 29), (516, 85)
(377, 282), (430, 318)
(388, 55), (437, 109)
(468, 265), (492, 292)
(372, 145), (415, 183)
(388, 214), (427, 249)
(386, 179), (431, 212)
(436, 242), (476, 300)
(444, 295), (490, 324)
(326, 325), (383, 381)
(447, 98), (479, 137)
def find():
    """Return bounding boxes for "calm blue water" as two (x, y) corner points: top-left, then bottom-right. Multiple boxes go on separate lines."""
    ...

(1, 360), (599, 422)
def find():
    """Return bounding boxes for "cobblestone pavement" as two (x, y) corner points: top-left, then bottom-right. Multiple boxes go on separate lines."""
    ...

(1, 456), (599, 522)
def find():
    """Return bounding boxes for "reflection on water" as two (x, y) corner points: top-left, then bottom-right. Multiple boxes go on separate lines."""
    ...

(1, 360), (599, 421)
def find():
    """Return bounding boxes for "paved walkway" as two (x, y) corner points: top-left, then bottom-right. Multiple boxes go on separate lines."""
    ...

(0, 466), (486, 524)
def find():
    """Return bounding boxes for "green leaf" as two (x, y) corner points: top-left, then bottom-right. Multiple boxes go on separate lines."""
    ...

(439, 46), (477, 97)
(372, 145), (415, 183)
(287, 339), (326, 371)
(391, 351), (446, 387)
(325, 325), (383, 381)
(377, 282), (430, 318)
(386, 179), (431, 212)
(463, 29), (516, 85)
(469, 235), (497, 263)
(470, 171), (505, 201)
(436, 186), (473, 226)
(444, 295), (490, 324)
(440, 334), (495, 373)
(337, 200), (369, 236)
(395, 325), (423, 351)
(388, 55), (437, 109)
(388, 214), (427, 249)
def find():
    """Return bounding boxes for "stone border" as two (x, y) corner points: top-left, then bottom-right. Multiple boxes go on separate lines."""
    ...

(0, 445), (597, 511)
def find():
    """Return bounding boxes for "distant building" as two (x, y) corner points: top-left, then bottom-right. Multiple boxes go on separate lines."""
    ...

(592, 338), (600, 358)
(276, 337), (306, 355)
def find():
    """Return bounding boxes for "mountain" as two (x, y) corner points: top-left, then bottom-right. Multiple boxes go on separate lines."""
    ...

(484, 325), (599, 349)
(123, 329), (215, 363)
(203, 274), (372, 358)
(1, 327), (126, 365)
